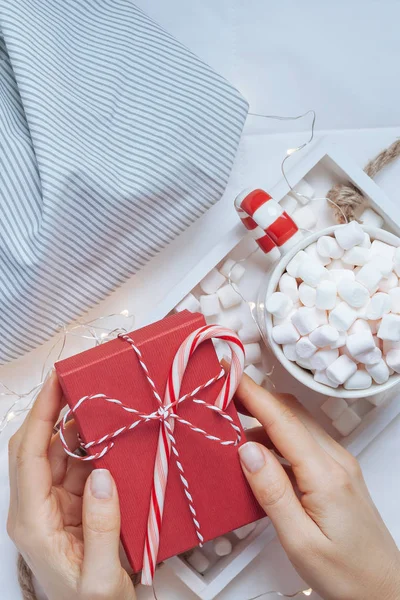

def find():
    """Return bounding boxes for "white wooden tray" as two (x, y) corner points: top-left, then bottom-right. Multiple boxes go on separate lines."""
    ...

(157, 141), (400, 599)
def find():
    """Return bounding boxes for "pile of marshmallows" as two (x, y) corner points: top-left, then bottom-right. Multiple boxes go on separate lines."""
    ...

(267, 221), (400, 391)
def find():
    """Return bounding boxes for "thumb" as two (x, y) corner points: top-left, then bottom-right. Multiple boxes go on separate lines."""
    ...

(82, 469), (125, 593)
(238, 442), (310, 546)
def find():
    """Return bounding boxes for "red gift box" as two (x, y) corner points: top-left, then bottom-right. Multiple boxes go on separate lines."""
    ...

(55, 311), (264, 575)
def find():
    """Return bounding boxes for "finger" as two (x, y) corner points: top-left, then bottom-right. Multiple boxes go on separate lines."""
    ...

(245, 426), (278, 453)
(275, 393), (354, 467)
(239, 442), (319, 546)
(49, 420), (81, 485)
(8, 414), (31, 522)
(82, 470), (123, 590)
(16, 372), (64, 516)
(235, 374), (333, 486)
(63, 461), (92, 497)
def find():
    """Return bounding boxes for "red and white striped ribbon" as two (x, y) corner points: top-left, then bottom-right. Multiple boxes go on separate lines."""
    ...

(234, 188), (301, 257)
(60, 325), (245, 585)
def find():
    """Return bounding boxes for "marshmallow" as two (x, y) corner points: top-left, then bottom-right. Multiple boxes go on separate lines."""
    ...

(220, 314), (243, 332)
(213, 537), (233, 557)
(317, 236), (344, 259)
(293, 206), (317, 231)
(335, 221), (365, 250)
(385, 350), (400, 373)
(279, 273), (299, 302)
(310, 348), (339, 371)
(378, 272), (398, 293)
(200, 268), (226, 294)
(309, 325), (340, 348)
(329, 259), (353, 271)
(273, 308), (297, 327)
(238, 322), (261, 343)
(394, 247), (400, 277)
(283, 343), (298, 361)
(296, 356), (313, 370)
(234, 236), (259, 258)
(316, 280), (337, 310)
(279, 194), (298, 215)
(244, 364), (265, 385)
(296, 336), (318, 359)
(326, 355), (357, 385)
(244, 343), (262, 366)
(348, 319), (371, 335)
(299, 282), (316, 307)
(199, 294), (220, 317)
(369, 255), (393, 278)
(219, 259), (246, 283)
(217, 284), (242, 309)
(356, 262), (383, 293)
(297, 257), (329, 287)
(389, 287), (400, 313)
(292, 307), (326, 335)
(266, 292), (294, 319)
(342, 246), (370, 266)
(321, 397), (348, 420)
(291, 178), (315, 204)
(383, 340), (400, 354)
(351, 397), (374, 417)
(232, 522), (256, 540)
(365, 293), (391, 320)
(287, 250), (308, 278)
(331, 331), (347, 349)
(359, 207), (384, 229)
(340, 345), (359, 362)
(337, 279), (369, 309)
(329, 302), (357, 332)
(357, 347), (382, 365)
(313, 370), (339, 388)
(333, 408), (362, 436)
(360, 232), (372, 249)
(366, 359), (390, 384)
(369, 240), (395, 262)
(329, 270), (355, 288)
(378, 314), (400, 341)
(186, 550), (210, 574)
(174, 293), (201, 313)
(305, 242), (331, 267)
(346, 331), (375, 358)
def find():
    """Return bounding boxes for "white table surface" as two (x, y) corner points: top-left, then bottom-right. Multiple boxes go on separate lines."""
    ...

(1, 1), (400, 598)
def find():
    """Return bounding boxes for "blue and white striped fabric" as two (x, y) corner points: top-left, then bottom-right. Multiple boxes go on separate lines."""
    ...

(0, 0), (247, 363)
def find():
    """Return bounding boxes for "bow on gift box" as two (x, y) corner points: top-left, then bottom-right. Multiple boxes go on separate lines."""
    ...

(60, 324), (245, 585)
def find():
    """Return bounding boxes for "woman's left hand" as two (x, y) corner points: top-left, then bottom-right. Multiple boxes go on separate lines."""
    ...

(7, 371), (136, 600)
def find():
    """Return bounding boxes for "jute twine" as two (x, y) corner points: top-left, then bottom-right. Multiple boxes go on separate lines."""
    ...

(327, 139), (400, 223)
(15, 139), (400, 600)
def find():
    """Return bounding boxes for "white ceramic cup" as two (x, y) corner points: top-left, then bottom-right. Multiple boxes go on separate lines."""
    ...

(261, 225), (400, 400)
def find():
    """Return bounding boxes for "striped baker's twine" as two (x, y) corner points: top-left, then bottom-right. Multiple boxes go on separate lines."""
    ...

(60, 325), (245, 585)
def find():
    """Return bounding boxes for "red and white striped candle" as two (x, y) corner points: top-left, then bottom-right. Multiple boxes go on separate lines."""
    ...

(235, 188), (302, 258)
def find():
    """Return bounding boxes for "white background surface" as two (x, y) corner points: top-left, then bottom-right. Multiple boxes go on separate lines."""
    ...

(1, 1), (400, 598)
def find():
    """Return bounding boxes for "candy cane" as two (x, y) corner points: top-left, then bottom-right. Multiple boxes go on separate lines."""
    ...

(141, 325), (244, 584)
(235, 188), (302, 257)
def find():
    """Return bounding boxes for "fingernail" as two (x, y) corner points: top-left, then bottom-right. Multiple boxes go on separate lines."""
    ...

(91, 469), (113, 499)
(239, 442), (266, 473)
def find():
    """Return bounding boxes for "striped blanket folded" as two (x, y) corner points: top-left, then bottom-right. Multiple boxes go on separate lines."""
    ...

(0, 0), (247, 363)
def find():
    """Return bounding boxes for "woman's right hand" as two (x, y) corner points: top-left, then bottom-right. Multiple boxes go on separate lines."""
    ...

(236, 376), (400, 600)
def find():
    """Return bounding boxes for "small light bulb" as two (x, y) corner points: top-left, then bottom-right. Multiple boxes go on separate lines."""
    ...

(120, 309), (129, 317)
(7, 411), (15, 422)
(100, 332), (108, 339)
(302, 589), (313, 596)
(286, 147), (296, 156)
